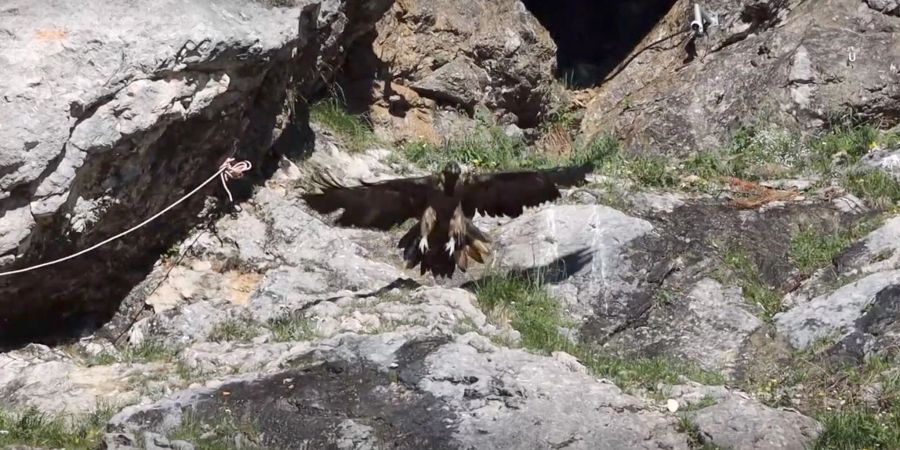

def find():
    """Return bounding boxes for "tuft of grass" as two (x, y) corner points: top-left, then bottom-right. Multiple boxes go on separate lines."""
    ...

(676, 415), (722, 449)
(726, 124), (803, 180)
(473, 273), (568, 351)
(170, 411), (262, 450)
(789, 228), (852, 275)
(811, 123), (879, 162)
(721, 246), (783, 321)
(401, 126), (539, 172)
(121, 340), (180, 363)
(472, 273), (725, 391)
(790, 216), (887, 275)
(310, 98), (376, 153)
(0, 404), (117, 449)
(814, 406), (900, 450)
(208, 319), (260, 343)
(268, 313), (318, 342)
(845, 169), (900, 207)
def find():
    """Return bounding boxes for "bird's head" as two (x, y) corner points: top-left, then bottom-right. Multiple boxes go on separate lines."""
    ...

(440, 161), (463, 194)
(442, 161), (462, 177)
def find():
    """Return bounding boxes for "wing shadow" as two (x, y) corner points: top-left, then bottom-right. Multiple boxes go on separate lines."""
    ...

(459, 248), (594, 291)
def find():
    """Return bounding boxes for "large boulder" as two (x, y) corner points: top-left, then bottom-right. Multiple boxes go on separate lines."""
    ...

(581, 0), (900, 155)
(0, 0), (392, 343)
(364, 0), (557, 141)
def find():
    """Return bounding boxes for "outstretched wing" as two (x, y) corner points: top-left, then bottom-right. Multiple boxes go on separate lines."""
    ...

(302, 172), (441, 230)
(460, 163), (592, 218)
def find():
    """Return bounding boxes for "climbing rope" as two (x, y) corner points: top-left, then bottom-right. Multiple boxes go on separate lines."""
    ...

(0, 157), (252, 278)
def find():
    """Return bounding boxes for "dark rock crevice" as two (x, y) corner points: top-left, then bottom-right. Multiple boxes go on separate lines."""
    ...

(520, 0), (678, 88)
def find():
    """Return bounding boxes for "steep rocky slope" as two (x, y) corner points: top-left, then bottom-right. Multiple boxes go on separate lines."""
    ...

(2, 0), (900, 449)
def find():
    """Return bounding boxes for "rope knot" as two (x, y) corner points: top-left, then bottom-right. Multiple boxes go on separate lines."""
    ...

(219, 157), (252, 202)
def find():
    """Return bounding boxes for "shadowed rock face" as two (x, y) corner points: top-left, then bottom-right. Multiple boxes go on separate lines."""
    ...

(0, 0), (392, 345)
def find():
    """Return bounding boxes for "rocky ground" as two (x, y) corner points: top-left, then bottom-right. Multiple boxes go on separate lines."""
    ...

(2, 0), (900, 449)
(3, 116), (900, 449)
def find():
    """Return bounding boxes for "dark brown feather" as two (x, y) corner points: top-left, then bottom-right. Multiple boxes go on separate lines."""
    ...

(460, 163), (592, 218)
(302, 173), (442, 230)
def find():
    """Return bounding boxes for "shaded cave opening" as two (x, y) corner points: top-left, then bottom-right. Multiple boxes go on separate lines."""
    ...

(521, 0), (678, 88)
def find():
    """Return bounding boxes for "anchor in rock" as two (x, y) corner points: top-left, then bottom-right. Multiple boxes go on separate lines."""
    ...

(301, 161), (594, 278)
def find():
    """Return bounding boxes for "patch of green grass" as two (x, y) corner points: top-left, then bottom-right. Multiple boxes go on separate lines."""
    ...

(789, 228), (851, 275)
(578, 350), (727, 389)
(0, 405), (116, 449)
(208, 319), (260, 343)
(121, 340), (180, 363)
(401, 126), (540, 172)
(686, 395), (720, 411)
(845, 169), (900, 207)
(84, 352), (119, 367)
(471, 273), (725, 391)
(629, 155), (679, 188)
(268, 313), (318, 342)
(721, 246), (783, 320)
(170, 411), (262, 450)
(790, 216), (887, 275)
(814, 406), (900, 450)
(726, 124), (803, 180)
(676, 415), (722, 449)
(310, 98), (376, 153)
(811, 123), (879, 162)
(473, 273), (568, 351)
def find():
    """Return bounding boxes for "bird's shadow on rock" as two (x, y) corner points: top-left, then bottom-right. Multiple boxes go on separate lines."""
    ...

(459, 248), (594, 291)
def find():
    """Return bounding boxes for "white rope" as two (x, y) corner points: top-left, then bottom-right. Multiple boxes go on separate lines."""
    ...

(0, 157), (252, 278)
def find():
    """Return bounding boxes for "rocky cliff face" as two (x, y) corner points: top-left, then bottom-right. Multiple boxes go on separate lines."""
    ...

(2, 0), (900, 449)
(0, 0), (391, 342)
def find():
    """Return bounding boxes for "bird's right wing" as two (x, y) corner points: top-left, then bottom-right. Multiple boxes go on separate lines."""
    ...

(460, 163), (593, 218)
(301, 171), (441, 230)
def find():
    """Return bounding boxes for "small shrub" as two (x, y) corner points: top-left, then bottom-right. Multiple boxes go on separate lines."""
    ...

(171, 411), (262, 450)
(811, 123), (878, 162)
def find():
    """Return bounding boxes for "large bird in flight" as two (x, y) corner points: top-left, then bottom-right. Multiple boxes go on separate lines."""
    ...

(301, 161), (593, 277)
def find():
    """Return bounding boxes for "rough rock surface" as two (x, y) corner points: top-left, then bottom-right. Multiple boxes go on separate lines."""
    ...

(107, 334), (691, 450)
(581, 0), (900, 155)
(362, 0), (557, 142)
(0, 134), (832, 450)
(0, 0), (392, 342)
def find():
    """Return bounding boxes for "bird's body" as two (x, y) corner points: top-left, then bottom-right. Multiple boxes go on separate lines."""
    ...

(302, 161), (593, 278)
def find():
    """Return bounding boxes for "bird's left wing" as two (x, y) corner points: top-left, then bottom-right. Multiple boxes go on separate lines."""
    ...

(460, 163), (593, 218)
(302, 172), (441, 230)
